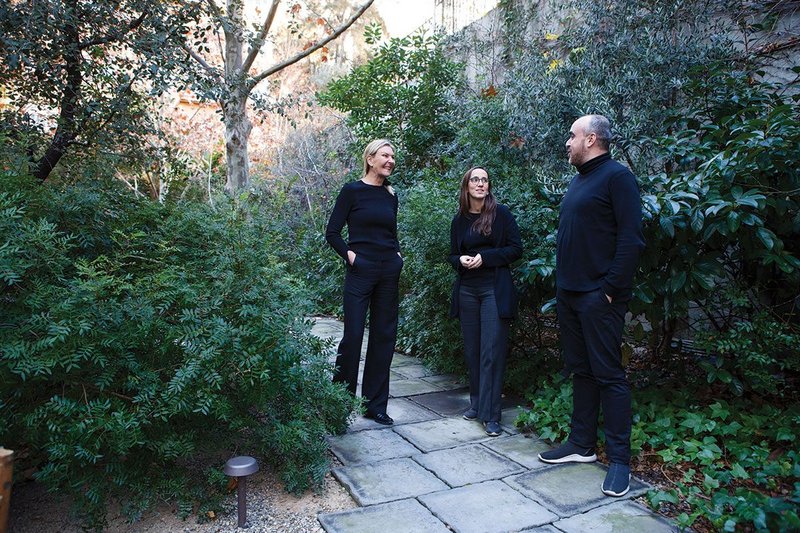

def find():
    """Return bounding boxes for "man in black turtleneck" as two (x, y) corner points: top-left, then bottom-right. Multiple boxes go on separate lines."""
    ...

(538, 115), (645, 498)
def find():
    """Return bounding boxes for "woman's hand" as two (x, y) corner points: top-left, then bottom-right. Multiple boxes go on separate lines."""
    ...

(347, 250), (356, 265)
(460, 254), (483, 269)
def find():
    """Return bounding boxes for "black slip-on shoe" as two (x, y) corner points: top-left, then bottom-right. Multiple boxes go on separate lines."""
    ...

(366, 412), (394, 425)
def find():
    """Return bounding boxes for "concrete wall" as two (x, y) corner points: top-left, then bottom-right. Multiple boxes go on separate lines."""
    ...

(439, 0), (799, 91)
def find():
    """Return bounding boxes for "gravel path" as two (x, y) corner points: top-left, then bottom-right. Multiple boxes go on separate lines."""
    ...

(9, 455), (357, 532)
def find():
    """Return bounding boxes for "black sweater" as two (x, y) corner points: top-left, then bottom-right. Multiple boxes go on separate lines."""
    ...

(326, 180), (400, 261)
(448, 204), (523, 319)
(556, 153), (645, 300)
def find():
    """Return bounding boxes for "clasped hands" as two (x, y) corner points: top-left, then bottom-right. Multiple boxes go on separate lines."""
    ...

(459, 254), (483, 269)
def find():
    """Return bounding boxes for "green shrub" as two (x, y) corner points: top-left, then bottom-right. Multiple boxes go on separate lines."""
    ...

(396, 176), (463, 371)
(317, 28), (462, 183)
(630, 63), (800, 389)
(0, 174), (358, 528)
(520, 375), (800, 532)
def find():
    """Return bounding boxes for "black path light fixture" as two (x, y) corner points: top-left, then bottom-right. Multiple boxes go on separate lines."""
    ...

(223, 455), (259, 528)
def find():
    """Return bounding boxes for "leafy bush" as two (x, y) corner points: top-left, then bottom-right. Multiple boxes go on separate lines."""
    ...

(317, 29), (462, 179)
(396, 176), (463, 370)
(0, 174), (358, 528)
(630, 62), (800, 390)
(518, 375), (800, 532)
(503, 0), (737, 178)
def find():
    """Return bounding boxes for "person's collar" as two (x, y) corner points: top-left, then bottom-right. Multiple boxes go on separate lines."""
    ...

(577, 152), (611, 175)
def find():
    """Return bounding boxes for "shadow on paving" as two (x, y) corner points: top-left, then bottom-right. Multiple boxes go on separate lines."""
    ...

(311, 317), (679, 533)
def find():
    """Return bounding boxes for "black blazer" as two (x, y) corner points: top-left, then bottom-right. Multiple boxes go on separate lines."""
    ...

(448, 204), (523, 319)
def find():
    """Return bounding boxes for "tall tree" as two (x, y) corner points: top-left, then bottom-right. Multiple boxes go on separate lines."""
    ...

(0, 0), (193, 182)
(184, 0), (375, 193)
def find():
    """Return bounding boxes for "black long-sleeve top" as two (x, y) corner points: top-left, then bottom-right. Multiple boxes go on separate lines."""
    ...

(556, 153), (645, 300)
(325, 180), (400, 261)
(448, 204), (523, 318)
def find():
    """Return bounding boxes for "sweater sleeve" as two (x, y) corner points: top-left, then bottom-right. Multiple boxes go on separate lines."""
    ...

(601, 170), (645, 298)
(479, 206), (523, 268)
(393, 194), (400, 253)
(448, 216), (463, 272)
(325, 185), (352, 260)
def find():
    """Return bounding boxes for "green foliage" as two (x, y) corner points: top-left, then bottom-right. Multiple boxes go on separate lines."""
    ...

(694, 314), (800, 397)
(516, 378), (572, 443)
(634, 391), (800, 532)
(630, 62), (800, 390)
(503, 0), (737, 178)
(0, 173), (358, 528)
(0, 0), (193, 180)
(521, 375), (800, 532)
(317, 29), (462, 176)
(395, 176), (463, 369)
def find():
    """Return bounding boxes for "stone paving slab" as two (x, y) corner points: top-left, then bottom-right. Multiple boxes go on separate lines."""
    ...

(332, 457), (449, 506)
(389, 369), (408, 381)
(500, 406), (523, 434)
(420, 373), (467, 390)
(413, 444), (525, 487)
(419, 479), (558, 533)
(389, 377), (444, 397)
(506, 463), (649, 517)
(407, 388), (471, 416)
(482, 434), (552, 470)
(553, 500), (678, 532)
(390, 353), (419, 367)
(520, 526), (562, 533)
(318, 498), (451, 533)
(312, 317), (675, 533)
(392, 363), (437, 378)
(394, 417), (497, 452)
(328, 428), (420, 465)
(346, 398), (442, 432)
(309, 317), (344, 340)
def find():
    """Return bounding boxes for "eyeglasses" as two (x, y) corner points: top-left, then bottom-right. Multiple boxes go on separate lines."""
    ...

(469, 176), (489, 184)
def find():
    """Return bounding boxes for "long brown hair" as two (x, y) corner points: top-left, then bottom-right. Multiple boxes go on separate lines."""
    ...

(458, 166), (496, 236)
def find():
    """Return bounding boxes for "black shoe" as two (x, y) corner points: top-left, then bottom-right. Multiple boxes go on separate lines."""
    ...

(366, 412), (394, 425)
(538, 441), (597, 464)
(484, 421), (502, 437)
(602, 463), (631, 497)
(462, 408), (478, 421)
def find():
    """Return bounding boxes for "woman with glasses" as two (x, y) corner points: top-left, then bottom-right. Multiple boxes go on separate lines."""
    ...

(326, 139), (403, 426)
(448, 167), (522, 436)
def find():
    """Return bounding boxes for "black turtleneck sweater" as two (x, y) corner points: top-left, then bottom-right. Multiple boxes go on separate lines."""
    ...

(556, 153), (645, 300)
(326, 180), (400, 261)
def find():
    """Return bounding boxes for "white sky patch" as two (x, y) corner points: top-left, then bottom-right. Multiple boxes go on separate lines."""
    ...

(374, 0), (436, 37)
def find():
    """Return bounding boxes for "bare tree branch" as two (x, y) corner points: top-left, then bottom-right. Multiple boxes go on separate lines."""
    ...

(241, 0), (280, 75)
(204, 0), (223, 20)
(183, 43), (223, 82)
(249, 0), (375, 87)
(79, 9), (150, 49)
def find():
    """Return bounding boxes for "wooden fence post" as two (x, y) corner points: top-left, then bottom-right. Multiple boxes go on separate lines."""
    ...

(0, 448), (12, 533)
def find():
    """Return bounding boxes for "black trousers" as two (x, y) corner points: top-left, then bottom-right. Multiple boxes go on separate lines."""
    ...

(556, 287), (631, 465)
(333, 254), (402, 416)
(459, 281), (509, 423)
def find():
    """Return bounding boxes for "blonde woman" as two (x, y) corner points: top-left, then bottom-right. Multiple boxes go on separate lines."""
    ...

(326, 139), (403, 425)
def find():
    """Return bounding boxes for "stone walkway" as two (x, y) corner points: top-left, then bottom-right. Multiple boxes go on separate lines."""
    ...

(310, 317), (678, 533)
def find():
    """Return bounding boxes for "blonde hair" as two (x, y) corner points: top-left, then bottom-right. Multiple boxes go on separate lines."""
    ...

(362, 139), (396, 196)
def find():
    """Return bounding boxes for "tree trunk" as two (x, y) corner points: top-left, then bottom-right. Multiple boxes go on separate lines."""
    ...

(223, 93), (252, 193)
(221, 0), (252, 193)
(32, 0), (82, 182)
